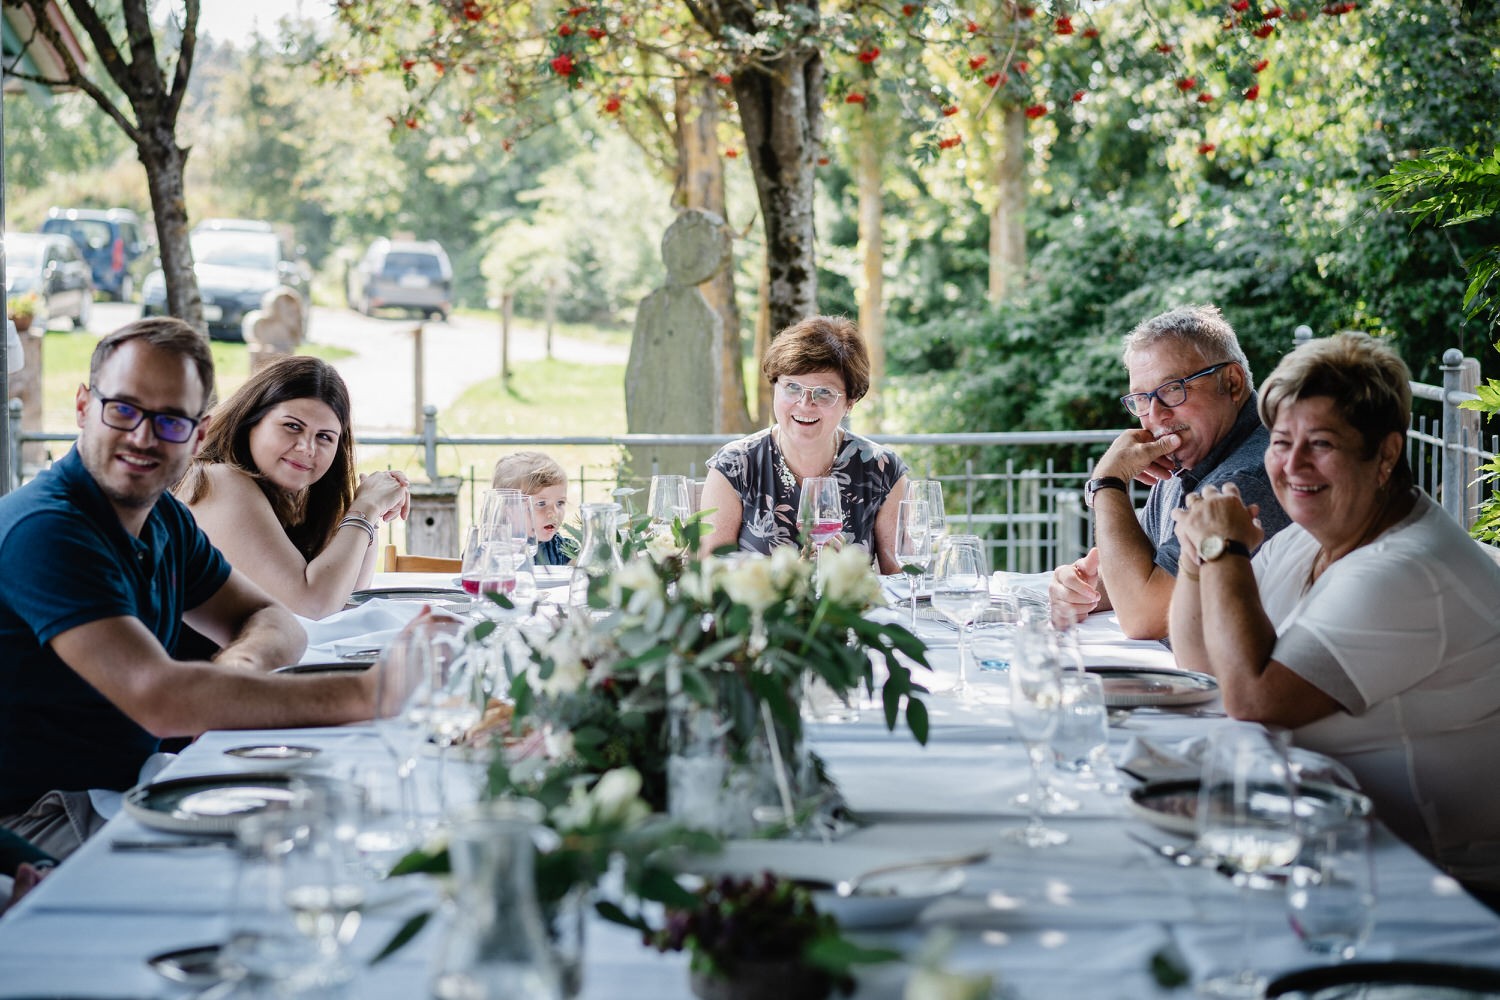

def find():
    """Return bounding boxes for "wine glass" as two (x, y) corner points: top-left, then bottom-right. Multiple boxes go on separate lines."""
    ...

(1006, 640), (1068, 847)
(1051, 672), (1115, 793)
(797, 476), (844, 551)
(420, 631), (485, 817)
(892, 498), (931, 628)
(478, 487), (522, 541)
(1195, 726), (1303, 998)
(371, 631), (433, 840)
(914, 480), (947, 584)
(458, 525), (485, 599)
(476, 538), (517, 612)
(930, 534), (989, 698)
(648, 475), (693, 534)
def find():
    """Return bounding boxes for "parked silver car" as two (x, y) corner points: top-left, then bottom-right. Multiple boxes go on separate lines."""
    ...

(347, 238), (453, 320)
(5, 231), (93, 330)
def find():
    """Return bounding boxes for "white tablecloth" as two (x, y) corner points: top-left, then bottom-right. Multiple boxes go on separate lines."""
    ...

(3, 602), (1499, 1000)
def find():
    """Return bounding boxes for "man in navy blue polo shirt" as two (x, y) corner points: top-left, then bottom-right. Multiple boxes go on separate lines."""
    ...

(1049, 306), (1290, 639)
(0, 319), (379, 859)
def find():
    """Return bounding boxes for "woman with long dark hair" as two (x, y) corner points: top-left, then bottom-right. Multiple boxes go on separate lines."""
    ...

(177, 356), (409, 619)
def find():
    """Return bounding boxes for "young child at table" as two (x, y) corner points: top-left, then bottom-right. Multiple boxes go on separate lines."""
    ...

(492, 451), (575, 566)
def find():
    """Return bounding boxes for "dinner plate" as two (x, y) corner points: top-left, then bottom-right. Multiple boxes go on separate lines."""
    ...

(347, 585), (465, 605)
(146, 942), (225, 987)
(272, 660), (372, 675)
(123, 772), (305, 835)
(1265, 961), (1500, 998)
(1127, 779), (1372, 837)
(1085, 665), (1218, 708)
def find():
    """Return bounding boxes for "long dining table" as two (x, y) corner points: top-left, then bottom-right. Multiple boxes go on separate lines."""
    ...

(2, 572), (1499, 999)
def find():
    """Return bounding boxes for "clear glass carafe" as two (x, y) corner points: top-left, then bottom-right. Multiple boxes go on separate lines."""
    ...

(431, 799), (561, 1000)
(568, 502), (625, 609)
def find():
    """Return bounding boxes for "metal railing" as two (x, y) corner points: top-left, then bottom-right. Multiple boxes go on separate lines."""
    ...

(11, 340), (1496, 566)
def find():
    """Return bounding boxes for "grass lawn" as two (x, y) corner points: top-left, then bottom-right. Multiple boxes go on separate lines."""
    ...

(390, 353), (632, 511)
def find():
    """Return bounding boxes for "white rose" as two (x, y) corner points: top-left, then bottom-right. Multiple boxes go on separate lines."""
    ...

(588, 767), (649, 826)
(769, 544), (811, 599)
(530, 645), (588, 697)
(817, 544), (883, 606)
(550, 783), (594, 832)
(722, 555), (780, 614)
(612, 559), (664, 614)
(904, 968), (994, 1000)
(543, 727), (575, 760)
(645, 529), (684, 565)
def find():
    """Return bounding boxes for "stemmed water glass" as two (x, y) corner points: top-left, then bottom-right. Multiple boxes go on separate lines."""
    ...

(893, 498), (931, 628)
(930, 534), (989, 698)
(797, 476), (844, 551)
(913, 480), (947, 583)
(648, 474), (693, 534)
(1195, 726), (1303, 998)
(1287, 805), (1376, 962)
(1006, 640), (1068, 847)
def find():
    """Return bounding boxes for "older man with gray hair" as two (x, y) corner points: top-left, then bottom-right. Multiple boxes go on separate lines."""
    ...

(1050, 305), (1289, 639)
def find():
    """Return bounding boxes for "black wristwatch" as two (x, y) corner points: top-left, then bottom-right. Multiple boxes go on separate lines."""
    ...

(1084, 476), (1128, 509)
(1199, 535), (1252, 561)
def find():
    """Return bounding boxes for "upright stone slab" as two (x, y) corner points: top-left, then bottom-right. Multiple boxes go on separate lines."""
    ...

(625, 210), (729, 483)
(244, 286), (305, 375)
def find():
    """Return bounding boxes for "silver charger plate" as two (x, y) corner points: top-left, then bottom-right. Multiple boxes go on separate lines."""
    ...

(346, 585), (464, 605)
(272, 661), (372, 675)
(1127, 778), (1372, 837)
(123, 772), (304, 835)
(1085, 665), (1218, 708)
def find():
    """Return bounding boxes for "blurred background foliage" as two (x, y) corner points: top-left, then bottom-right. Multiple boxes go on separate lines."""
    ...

(4, 0), (1496, 467)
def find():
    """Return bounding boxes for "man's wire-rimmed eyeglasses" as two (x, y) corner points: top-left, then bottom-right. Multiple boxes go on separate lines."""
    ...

(89, 387), (202, 444)
(778, 379), (845, 409)
(1119, 362), (1233, 417)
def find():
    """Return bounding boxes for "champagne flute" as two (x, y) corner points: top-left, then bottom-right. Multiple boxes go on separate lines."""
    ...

(797, 476), (844, 551)
(1196, 727), (1303, 998)
(930, 534), (989, 698)
(893, 498), (931, 628)
(1006, 643), (1068, 847)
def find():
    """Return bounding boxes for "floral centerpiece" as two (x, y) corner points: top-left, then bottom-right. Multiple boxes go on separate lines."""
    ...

(504, 513), (931, 828)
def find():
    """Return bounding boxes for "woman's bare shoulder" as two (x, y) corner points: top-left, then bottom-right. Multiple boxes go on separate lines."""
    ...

(185, 462), (266, 509)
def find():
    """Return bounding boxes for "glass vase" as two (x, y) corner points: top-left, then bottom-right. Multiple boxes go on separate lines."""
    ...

(568, 502), (625, 609)
(431, 799), (562, 1000)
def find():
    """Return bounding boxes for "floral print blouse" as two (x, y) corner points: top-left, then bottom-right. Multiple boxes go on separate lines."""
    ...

(706, 427), (908, 557)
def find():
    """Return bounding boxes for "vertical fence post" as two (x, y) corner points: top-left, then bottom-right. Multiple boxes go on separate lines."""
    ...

(1440, 349), (1468, 526)
(1460, 353), (1481, 529)
(412, 323), (426, 435)
(423, 404), (439, 482)
(1056, 490), (1087, 568)
(1293, 324), (1314, 350)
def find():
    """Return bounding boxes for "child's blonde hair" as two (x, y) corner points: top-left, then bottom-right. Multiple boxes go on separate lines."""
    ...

(492, 451), (567, 495)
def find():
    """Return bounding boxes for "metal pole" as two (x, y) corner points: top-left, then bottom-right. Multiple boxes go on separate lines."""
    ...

(1293, 324), (1313, 350)
(1, 55), (11, 496)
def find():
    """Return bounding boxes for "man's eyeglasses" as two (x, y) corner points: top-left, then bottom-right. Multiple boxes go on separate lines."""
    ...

(778, 379), (845, 409)
(1119, 362), (1233, 417)
(89, 387), (202, 444)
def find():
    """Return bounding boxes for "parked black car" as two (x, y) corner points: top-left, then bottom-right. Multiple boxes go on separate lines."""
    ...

(140, 221), (311, 342)
(5, 231), (93, 330)
(40, 207), (153, 302)
(347, 238), (453, 320)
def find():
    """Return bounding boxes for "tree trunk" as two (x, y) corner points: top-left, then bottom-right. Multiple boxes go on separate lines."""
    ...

(857, 123), (885, 430)
(755, 258), (772, 425)
(138, 132), (203, 334)
(988, 105), (1028, 303)
(730, 54), (823, 339)
(675, 78), (753, 435)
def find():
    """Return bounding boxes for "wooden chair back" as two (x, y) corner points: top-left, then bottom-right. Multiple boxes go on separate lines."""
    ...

(383, 544), (461, 574)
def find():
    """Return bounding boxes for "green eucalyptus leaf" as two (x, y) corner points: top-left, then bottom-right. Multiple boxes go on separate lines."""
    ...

(372, 910), (432, 964)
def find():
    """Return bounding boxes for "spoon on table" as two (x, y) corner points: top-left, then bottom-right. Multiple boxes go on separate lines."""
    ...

(796, 848), (990, 898)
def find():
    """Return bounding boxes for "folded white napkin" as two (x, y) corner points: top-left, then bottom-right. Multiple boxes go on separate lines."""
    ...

(1117, 734), (1361, 789)
(297, 602), (426, 663)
